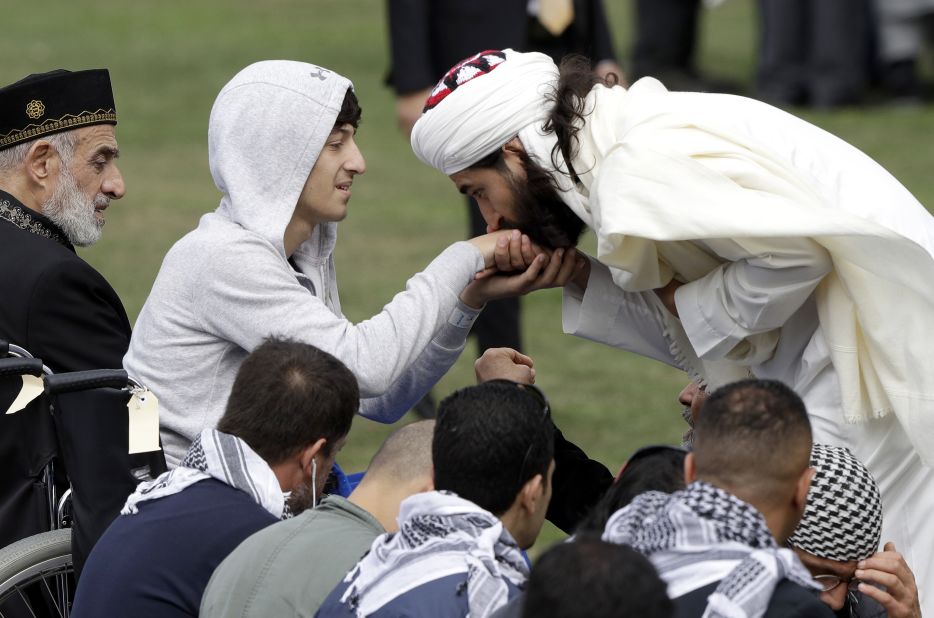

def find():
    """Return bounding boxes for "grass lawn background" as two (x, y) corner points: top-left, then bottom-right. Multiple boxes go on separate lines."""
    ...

(3, 0), (932, 552)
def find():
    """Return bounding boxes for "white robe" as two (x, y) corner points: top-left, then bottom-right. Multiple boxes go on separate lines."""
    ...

(536, 79), (934, 612)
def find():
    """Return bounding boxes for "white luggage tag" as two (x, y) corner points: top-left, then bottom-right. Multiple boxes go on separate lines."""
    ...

(127, 386), (161, 454)
(5, 374), (44, 414)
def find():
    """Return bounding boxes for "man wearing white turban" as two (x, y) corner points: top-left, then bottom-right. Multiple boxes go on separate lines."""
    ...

(412, 48), (934, 614)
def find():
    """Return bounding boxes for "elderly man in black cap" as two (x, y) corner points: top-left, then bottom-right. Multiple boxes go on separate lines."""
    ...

(0, 69), (129, 547)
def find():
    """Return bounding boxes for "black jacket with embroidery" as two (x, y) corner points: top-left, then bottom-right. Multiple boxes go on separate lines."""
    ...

(0, 188), (130, 548)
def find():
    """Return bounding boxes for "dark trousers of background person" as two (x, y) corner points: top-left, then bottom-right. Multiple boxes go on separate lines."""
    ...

(629, 0), (739, 93)
(631, 0), (701, 81)
(468, 197), (522, 355)
(756, 0), (873, 107)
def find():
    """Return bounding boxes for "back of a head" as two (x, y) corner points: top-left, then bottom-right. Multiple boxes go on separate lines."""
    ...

(363, 420), (435, 486)
(522, 538), (673, 618)
(577, 446), (687, 535)
(217, 337), (359, 465)
(433, 382), (554, 515)
(789, 444), (882, 562)
(693, 379), (812, 507)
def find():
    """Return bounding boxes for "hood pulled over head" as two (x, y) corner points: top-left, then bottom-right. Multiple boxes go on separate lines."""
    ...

(208, 60), (352, 256)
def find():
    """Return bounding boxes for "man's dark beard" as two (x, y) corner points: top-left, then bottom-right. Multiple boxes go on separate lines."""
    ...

(286, 478), (317, 515)
(505, 149), (587, 250)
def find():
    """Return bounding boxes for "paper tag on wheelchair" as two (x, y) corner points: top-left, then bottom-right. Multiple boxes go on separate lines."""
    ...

(127, 388), (161, 454)
(4, 374), (43, 414)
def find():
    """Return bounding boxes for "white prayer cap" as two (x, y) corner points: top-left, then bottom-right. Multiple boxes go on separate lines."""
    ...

(410, 49), (559, 175)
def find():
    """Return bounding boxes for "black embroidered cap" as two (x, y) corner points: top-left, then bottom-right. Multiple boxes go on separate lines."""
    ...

(0, 68), (117, 151)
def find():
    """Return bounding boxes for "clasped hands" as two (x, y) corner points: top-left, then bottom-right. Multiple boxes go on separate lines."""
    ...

(460, 229), (586, 309)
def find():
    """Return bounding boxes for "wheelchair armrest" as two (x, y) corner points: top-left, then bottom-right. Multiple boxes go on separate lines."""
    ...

(0, 357), (45, 377)
(44, 369), (130, 396)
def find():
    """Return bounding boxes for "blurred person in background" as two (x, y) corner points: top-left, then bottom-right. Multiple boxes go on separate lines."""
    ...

(755, 0), (874, 108)
(873, 0), (934, 103)
(630, 0), (737, 93)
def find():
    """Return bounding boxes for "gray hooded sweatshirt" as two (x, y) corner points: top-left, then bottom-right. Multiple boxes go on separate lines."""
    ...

(124, 61), (483, 466)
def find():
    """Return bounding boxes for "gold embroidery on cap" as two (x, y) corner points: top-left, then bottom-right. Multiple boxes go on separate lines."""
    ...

(25, 100), (45, 119)
(0, 109), (116, 148)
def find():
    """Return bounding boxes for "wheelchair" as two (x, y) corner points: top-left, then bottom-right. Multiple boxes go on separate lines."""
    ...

(0, 341), (166, 617)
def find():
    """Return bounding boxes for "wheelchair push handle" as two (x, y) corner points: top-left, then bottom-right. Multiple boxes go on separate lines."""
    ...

(44, 369), (138, 396)
(0, 356), (45, 377)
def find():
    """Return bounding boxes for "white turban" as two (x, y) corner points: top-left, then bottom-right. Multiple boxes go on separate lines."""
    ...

(410, 49), (559, 175)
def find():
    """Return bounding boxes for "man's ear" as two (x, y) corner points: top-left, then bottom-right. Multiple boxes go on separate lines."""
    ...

(299, 437), (328, 476)
(23, 140), (57, 187)
(502, 137), (526, 156)
(684, 452), (697, 485)
(794, 466), (815, 511)
(519, 473), (545, 513)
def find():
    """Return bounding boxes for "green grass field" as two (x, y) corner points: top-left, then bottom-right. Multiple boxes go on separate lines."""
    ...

(3, 0), (932, 551)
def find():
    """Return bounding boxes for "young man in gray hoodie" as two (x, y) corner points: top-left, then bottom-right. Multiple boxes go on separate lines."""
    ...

(124, 60), (579, 466)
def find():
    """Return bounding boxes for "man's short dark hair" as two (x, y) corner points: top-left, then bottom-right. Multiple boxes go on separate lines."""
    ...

(522, 538), (674, 618)
(336, 87), (362, 129)
(217, 337), (358, 465)
(434, 382), (555, 515)
(694, 379), (812, 505)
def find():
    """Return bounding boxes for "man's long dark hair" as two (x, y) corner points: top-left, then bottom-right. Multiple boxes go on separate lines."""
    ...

(543, 54), (617, 183)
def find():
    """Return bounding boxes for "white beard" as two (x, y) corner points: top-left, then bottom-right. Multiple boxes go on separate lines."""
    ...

(41, 164), (107, 247)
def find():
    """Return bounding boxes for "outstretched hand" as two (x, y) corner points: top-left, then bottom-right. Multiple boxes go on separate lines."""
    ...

(855, 542), (921, 618)
(459, 246), (585, 308)
(468, 229), (540, 277)
(474, 347), (535, 385)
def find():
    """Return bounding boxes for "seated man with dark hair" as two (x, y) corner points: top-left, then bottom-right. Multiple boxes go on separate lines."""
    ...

(317, 380), (556, 618)
(71, 338), (359, 618)
(201, 419), (436, 617)
(603, 379), (833, 617)
(521, 538), (674, 618)
(575, 444), (687, 536)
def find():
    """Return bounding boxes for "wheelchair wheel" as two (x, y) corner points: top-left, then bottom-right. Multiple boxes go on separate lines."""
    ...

(0, 529), (73, 617)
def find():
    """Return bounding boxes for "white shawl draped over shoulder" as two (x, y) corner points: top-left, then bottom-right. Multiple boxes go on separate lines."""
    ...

(522, 78), (934, 464)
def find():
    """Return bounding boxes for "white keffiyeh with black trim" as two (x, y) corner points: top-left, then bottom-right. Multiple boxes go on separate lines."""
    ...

(121, 428), (290, 520)
(602, 482), (819, 618)
(338, 491), (528, 618)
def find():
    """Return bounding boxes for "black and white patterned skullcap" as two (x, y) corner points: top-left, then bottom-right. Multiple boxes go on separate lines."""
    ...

(788, 444), (882, 561)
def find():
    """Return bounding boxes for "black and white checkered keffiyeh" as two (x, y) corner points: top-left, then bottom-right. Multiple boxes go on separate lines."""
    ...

(603, 482), (819, 618)
(338, 491), (529, 617)
(121, 428), (290, 519)
(789, 444), (882, 561)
